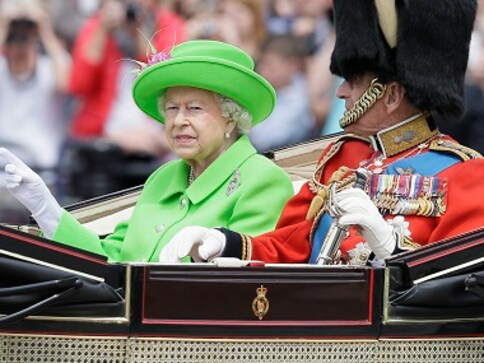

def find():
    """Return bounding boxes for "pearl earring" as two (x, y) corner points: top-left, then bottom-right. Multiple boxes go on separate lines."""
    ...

(225, 131), (231, 139)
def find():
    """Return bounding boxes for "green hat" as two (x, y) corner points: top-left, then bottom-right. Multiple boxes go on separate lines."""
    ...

(132, 40), (276, 126)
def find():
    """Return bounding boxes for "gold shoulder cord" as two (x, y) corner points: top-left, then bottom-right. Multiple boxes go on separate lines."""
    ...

(308, 141), (344, 194)
(306, 166), (357, 221)
(306, 135), (370, 221)
(308, 134), (370, 194)
(306, 140), (346, 221)
(307, 168), (357, 241)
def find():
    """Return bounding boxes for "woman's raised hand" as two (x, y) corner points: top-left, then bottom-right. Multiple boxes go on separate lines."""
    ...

(0, 148), (62, 238)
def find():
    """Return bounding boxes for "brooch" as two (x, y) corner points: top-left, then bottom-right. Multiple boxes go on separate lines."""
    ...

(226, 169), (241, 196)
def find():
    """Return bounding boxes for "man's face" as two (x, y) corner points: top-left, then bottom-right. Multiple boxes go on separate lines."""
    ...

(336, 73), (387, 136)
(4, 39), (38, 79)
(4, 19), (39, 79)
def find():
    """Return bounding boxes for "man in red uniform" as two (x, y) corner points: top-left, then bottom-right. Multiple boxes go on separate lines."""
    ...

(160, 0), (484, 265)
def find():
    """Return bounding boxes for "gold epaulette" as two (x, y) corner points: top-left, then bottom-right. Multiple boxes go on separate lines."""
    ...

(429, 139), (483, 161)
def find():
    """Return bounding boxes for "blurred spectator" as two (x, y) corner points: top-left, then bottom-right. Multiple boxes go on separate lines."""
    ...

(437, 84), (484, 155)
(306, 15), (344, 136)
(0, 0), (70, 222)
(46, 0), (100, 51)
(218, 0), (267, 59)
(0, 0), (70, 171)
(184, 5), (240, 44)
(437, 0), (484, 155)
(250, 34), (315, 152)
(291, 0), (333, 55)
(306, 25), (333, 131)
(68, 0), (185, 153)
(184, 0), (266, 58)
(170, 0), (219, 20)
(467, 0), (484, 87)
(266, 0), (297, 36)
(266, 0), (332, 55)
(61, 0), (186, 201)
(265, 0), (343, 136)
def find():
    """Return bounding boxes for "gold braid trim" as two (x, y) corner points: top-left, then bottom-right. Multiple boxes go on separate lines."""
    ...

(308, 170), (358, 241)
(430, 139), (483, 161)
(376, 114), (437, 157)
(240, 234), (251, 261)
(398, 236), (421, 251)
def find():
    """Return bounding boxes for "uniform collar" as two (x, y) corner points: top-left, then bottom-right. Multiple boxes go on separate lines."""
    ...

(159, 135), (256, 204)
(370, 113), (438, 158)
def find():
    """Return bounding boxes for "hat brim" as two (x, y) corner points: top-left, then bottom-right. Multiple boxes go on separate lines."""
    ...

(132, 57), (276, 126)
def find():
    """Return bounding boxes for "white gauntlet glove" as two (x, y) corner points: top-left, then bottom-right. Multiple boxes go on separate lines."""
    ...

(159, 226), (226, 263)
(0, 148), (62, 238)
(334, 187), (395, 259)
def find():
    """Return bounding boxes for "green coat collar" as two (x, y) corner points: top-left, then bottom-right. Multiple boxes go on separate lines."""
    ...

(158, 135), (256, 204)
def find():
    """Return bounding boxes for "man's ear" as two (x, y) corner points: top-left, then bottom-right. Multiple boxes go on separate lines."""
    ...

(384, 82), (406, 113)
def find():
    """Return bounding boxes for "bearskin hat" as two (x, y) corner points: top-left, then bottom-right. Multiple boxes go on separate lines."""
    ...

(330, 0), (478, 118)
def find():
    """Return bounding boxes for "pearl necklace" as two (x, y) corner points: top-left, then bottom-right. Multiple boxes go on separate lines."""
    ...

(188, 168), (195, 185)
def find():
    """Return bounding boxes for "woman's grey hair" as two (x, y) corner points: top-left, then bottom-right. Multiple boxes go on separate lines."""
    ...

(157, 91), (253, 135)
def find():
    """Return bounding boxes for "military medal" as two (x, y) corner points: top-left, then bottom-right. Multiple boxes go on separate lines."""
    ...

(369, 174), (447, 217)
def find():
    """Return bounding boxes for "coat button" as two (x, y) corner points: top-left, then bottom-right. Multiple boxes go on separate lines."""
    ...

(180, 198), (187, 207)
(155, 224), (165, 233)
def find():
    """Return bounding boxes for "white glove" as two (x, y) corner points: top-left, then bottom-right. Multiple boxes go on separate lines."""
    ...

(159, 226), (226, 263)
(0, 148), (62, 238)
(334, 188), (395, 259)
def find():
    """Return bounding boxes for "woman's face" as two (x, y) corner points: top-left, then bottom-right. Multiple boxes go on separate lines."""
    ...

(163, 87), (234, 170)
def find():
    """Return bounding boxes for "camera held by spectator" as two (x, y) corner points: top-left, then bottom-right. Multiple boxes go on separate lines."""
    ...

(125, 2), (141, 23)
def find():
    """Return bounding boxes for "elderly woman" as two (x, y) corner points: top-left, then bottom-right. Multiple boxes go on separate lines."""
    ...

(0, 40), (294, 262)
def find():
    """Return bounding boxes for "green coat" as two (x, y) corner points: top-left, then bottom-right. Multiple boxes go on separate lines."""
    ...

(53, 135), (294, 262)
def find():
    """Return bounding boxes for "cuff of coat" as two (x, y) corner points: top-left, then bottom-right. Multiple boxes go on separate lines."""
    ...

(370, 235), (420, 265)
(393, 235), (421, 255)
(216, 228), (251, 260)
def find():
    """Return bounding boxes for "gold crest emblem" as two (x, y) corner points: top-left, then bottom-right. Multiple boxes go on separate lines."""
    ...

(252, 285), (269, 320)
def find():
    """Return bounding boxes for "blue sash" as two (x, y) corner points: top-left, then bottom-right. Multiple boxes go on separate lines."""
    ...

(308, 151), (461, 264)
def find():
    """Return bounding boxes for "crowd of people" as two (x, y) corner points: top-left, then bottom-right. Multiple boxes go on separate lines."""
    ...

(0, 0), (332, 223)
(0, 0), (484, 227)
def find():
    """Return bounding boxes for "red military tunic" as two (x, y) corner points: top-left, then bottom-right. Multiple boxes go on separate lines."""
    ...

(247, 133), (484, 263)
